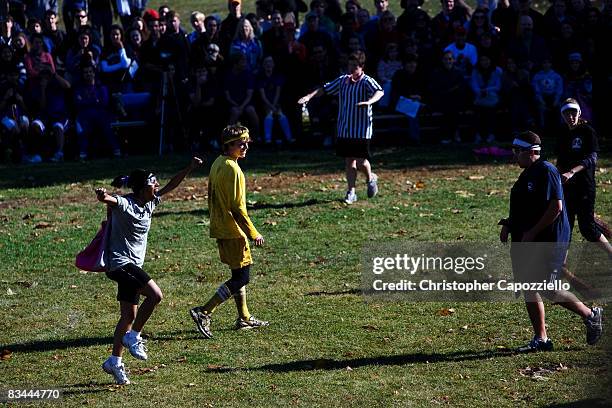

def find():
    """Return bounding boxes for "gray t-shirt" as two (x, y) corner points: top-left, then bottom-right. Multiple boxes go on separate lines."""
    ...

(107, 194), (161, 270)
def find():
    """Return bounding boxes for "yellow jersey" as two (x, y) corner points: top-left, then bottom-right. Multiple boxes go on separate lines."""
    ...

(208, 155), (260, 240)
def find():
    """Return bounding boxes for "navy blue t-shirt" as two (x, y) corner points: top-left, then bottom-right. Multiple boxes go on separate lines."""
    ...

(509, 158), (570, 242)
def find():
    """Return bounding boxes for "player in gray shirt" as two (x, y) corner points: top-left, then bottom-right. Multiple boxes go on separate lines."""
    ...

(96, 157), (202, 385)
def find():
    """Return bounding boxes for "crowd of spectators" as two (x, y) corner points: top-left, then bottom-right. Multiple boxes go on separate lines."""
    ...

(0, 0), (610, 162)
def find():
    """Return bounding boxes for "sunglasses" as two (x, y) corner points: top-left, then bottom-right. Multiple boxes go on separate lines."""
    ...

(146, 174), (158, 186)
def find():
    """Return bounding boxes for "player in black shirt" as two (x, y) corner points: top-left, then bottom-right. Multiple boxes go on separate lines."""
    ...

(558, 98), (612, 258)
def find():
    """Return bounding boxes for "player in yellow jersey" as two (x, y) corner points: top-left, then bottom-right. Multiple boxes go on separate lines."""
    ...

(189, 125), (268, 338)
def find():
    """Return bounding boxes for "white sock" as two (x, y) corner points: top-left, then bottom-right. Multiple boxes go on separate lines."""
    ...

(132, 330), (142, 340)
(109, 355), (122, 366)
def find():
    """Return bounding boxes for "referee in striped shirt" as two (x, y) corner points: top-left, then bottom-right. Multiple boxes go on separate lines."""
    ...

(298, 51), (384, 204)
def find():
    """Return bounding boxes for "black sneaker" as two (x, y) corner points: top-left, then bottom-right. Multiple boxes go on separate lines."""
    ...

(189, 307), (213, 339)
(517, 336), (554, 353)
(585, 307), (603, 345)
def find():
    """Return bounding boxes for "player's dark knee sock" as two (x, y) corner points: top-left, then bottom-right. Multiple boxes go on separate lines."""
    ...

(225, 266), (250, 294)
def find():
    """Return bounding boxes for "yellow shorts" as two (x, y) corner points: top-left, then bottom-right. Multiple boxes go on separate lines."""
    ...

(217, 237), (252, 270)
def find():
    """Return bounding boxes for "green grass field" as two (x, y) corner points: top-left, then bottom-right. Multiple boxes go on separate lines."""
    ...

(0, 145), (610, 407)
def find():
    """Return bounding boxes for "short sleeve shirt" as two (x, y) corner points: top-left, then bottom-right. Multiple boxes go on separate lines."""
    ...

(107, 194), (161, 270)
(509, 159), (570, 242)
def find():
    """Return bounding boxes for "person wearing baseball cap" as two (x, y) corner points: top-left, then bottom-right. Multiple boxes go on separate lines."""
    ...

(189, 124), (269, 339)
(499, 130), (603, 352)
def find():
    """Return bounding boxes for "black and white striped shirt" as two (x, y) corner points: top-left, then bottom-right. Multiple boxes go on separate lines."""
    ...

(323, 74), (382, 140)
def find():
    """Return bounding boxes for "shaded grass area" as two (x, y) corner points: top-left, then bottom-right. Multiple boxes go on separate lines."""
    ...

(0, 147), (610, 407)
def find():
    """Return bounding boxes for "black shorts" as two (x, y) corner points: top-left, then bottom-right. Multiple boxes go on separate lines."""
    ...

(106, 263), (151, 304)
(336, 138), (371, 159)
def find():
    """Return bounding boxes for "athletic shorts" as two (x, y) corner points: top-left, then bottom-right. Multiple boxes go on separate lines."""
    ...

(510, 242), (567, 286)
(336, 138), (371, 159)
(106, 263), (151, 304)
(217, 237), (252, 270)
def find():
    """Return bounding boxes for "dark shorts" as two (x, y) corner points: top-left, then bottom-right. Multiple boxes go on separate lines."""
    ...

(106, 263), (151, 304)
(510, 242), (568, 285)
(336, 138), (371, 159)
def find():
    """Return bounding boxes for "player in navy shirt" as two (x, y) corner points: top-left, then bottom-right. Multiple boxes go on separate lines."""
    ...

(499, 131), (602, 352)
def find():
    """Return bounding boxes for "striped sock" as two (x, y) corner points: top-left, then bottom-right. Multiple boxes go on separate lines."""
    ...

(233, 286), (251, 320)
(202, 284), (231, 314)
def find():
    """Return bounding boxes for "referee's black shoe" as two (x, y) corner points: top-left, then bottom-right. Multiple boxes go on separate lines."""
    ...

(517, 336), (554, 353)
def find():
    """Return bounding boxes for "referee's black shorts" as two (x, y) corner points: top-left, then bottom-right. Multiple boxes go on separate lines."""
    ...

(106, 263), (151, 304)
(336, 138), (371, 159)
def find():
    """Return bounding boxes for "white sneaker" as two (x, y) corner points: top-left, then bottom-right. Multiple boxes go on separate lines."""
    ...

(344, 191), (357, 204)
(122, 333), (148, 360)
(235, 316), (269, 330)
(102, 358), (130, 385)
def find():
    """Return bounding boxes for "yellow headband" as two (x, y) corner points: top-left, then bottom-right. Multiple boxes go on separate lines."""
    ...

(224, 129), (250, 145)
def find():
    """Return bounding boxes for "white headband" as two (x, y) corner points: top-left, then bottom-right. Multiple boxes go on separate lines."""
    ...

(512, 138), (541, 151)
(560, 102), (581, 113)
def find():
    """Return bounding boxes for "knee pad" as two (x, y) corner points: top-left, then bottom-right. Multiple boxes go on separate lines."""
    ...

(225, 266), (250, 294)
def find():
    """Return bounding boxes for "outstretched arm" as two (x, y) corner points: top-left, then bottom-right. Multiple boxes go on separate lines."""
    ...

(298, 87), (324, 105)
(96, 188), (118, 207)
(157, 157), (204, 197)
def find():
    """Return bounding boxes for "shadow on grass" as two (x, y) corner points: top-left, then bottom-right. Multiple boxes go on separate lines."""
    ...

(152, 198), (333, 219)
(0, 145), (515, 190)
(305, 289), (362, 296)
(2, 336), (114, 353)
(62, 382), (117, 396)
(544, 399), (611, 407)
(207, 348), (588, 373)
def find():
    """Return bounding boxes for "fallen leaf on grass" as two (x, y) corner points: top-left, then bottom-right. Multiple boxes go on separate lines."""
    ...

(34, 222), (53, 229)
(263, 220), (277, 226)
(468, 175), (485, 180)
(455, 190), (475, 198)
(419, 213), (434, 217)
(22, 213), (34, 220)
(451, 209), (462, 214)
(177, 356), (187, 363)
(460, 325), (469, 330)
(362, 324), (379, 331)
(437, 308), (455, 316)
(132, 366), (159, 375)
(6, 288), (15, 296)
(1, 349), (12, 360)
